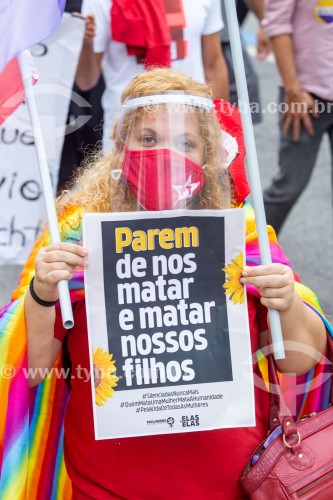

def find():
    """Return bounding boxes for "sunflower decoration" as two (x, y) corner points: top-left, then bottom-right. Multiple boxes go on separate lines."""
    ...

(92, 347), (119, 406)
(222, 252), (245, 305)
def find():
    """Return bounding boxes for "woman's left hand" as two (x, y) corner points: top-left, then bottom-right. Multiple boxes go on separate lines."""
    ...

(241, 264), (295, 312)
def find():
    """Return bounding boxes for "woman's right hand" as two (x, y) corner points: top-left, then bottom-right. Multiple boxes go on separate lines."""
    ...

(33, 242), (88, 302)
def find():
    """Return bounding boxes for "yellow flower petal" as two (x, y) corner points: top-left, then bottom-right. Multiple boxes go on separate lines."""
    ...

(222, 252), (245, 305)
(231, 287), (244, 304)
(92, 346), (119, 406)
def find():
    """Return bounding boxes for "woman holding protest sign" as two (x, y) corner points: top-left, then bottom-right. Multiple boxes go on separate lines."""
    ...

(0, 68), (330, 499)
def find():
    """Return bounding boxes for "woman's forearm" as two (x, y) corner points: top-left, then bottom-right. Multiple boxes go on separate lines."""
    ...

(75, 45), (103, 91)
(273, 292), (327, 375)
(270, 34), (300, 93)
(242, 264), (327, 375)
(24, 241), (87, 386)
(25, 291), (62, 386)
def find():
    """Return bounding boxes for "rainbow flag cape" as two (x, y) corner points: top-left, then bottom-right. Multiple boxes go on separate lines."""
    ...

(0, 203), (332, 499)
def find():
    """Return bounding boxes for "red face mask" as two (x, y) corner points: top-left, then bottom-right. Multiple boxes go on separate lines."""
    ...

(122, 148), (205, 211)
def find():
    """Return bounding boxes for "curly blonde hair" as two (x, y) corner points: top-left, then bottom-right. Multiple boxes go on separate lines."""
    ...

(57, 67), (233, 215)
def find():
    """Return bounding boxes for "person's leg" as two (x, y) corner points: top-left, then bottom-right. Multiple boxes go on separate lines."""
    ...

(236, 0), (249, 25)
(222, 42), (261, 124)
(222, 43), (237, 106)
(328, 123), (333, 207)
(242, 45), (261, 124)
(263, 90), (326, 234)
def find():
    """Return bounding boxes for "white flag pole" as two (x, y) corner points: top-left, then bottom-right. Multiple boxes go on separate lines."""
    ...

(224, 2), (285, 359)
(18, 50), (74, 329)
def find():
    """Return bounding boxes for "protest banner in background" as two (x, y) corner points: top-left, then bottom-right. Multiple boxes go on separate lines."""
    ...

(84, 208), (255, 439)
(0, 14), (85, 265)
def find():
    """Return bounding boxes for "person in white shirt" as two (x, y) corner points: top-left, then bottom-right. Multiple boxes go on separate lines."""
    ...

(76, 0), (229, 150)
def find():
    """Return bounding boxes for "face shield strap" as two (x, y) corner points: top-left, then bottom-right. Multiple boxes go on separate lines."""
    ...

(122, 94), (214, 112)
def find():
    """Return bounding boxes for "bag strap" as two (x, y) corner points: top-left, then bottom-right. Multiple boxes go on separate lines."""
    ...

(267, 333), (333, 452)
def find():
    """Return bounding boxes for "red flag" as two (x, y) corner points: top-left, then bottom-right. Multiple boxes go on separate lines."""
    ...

(0, 54), (38, 125)
(0, 58), (25, 125)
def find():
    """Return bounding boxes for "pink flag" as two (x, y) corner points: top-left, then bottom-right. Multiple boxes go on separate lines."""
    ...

(0, 0), (65, 123)
(0, 54), (38, 125)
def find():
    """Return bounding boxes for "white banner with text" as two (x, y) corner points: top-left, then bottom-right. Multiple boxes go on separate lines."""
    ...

(0, 13), (85, 264)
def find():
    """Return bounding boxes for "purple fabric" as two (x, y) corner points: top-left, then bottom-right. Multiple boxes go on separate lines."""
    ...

(58, 0), (67, 10)
(0, 0), (65, 73)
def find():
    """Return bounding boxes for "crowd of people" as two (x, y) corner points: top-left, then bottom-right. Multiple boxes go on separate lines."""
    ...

(1, 1), (333, 499)
(63, 0), (333, 238)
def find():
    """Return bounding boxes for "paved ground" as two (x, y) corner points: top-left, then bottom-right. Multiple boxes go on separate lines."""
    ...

(1, 22), (332, 323)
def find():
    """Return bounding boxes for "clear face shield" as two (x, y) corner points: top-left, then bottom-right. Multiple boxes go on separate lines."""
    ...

(110, 91), (231, 213)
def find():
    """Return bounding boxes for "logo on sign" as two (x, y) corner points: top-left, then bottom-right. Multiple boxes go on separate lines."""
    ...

(181, 415), (200, 427)
(167, 417), (175, 428)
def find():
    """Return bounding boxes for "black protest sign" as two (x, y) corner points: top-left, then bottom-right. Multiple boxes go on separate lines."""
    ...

(102, 215), (233, 391)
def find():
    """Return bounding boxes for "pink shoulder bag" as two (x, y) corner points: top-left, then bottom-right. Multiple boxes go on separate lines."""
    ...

(240, 334), (333, 499)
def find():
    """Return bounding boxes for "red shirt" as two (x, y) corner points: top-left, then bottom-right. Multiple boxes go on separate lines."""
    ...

(55, 294), (269, 500)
